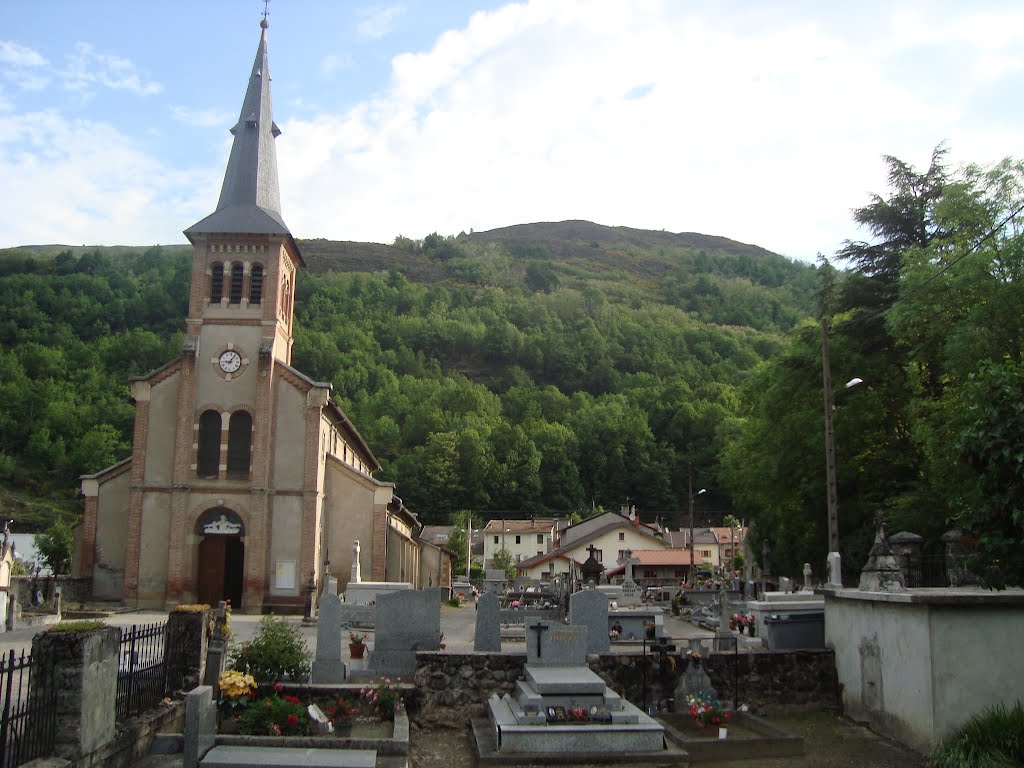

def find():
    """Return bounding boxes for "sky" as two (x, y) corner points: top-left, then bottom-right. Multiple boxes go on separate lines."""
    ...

(1, 1), (1022, 263)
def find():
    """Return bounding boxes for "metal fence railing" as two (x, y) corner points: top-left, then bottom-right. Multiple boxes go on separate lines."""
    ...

(0, 649), (56, 768)
(116, 622), (168, 719)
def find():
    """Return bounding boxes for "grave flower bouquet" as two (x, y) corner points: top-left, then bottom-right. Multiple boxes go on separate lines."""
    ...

(240, 684), (309, 736)
(217, 669), (256, 715)
(360, 676), (404, 720)
(686, 691), (730, 728)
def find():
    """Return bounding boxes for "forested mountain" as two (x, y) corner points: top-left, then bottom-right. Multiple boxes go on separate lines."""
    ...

(0, 221), (818, 529)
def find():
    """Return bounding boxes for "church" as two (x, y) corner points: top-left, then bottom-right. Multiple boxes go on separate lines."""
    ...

(74, 18), (450, 612)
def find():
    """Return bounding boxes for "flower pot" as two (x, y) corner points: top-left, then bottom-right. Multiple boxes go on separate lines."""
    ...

(334, 720), (353, 736)
(349, 642), (366, 659)
(439, 643), (446, 650)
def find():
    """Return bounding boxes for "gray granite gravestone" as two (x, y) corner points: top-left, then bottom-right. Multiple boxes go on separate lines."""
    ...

(183, 685), (216, 768)
(370, 589), (440, 676)
(474, 591), (501, 652)
(569, 587), (609, 653)
(312, 590), (346, 683)
(525, 618), (586, 667)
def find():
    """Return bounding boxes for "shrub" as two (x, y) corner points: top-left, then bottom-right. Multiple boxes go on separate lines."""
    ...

(239, 686), (308, 736)
(228, 616), (310, 684)
(929, 700), (1024, 768)
(360, 676), (404, 720)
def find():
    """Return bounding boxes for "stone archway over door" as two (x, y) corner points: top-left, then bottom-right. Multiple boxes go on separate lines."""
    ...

(198, 536), (244, 609)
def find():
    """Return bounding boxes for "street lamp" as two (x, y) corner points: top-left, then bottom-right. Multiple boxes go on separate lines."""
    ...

(688, 464), (707, 585)
(822, 317), (863, 585)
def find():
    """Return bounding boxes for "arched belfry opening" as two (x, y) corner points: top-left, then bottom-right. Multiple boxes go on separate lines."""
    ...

(196, 508), (245, 609)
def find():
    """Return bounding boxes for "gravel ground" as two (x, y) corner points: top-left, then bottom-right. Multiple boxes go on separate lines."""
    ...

(407, 713), (928, 768)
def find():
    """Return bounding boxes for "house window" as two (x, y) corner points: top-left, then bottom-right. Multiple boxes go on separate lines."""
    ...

(516, 553), (522, 562)
(644, 569), (657, 578)
(210, 263), (224, 303)
(249, 264), (264, 304)
(226, 410), (252, 477)
(700, 549), (712, 558)
(674, 569), (686, 578)
(515, 535), (521, 544)
(229, 262), (244, 304)
(537, 534), (544, 544)
(537, 551), (543, 557)
(594, 550), (603, 563)
(618, 532), (625, 541)
(617, 549), (626, 562)
(196, 410), (221, 478)
(493, 536), (499, 544)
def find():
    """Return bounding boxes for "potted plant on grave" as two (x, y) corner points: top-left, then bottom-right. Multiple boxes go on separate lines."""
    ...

(438, 632), (446, 650)
(360, 676), (404, 720)
(216, 669), (257, 732)
(327, 696), (360, 736)
(239, 684), (309, 736)
(349, 630), (367, 659)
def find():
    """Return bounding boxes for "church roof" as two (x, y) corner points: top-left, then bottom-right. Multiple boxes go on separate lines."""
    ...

(185, 19), (298, 256)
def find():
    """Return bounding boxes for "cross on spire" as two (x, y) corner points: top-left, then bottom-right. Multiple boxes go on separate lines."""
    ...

(262, 0), (271, 22)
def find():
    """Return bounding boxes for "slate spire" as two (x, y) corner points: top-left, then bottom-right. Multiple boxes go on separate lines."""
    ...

(185, 18), (290, 239)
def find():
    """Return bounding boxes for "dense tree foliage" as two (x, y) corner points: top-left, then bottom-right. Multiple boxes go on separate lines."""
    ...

(722, 152), (1024, 585)
(0, 232), (815, 528)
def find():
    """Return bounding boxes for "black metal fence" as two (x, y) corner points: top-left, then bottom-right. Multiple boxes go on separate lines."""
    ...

(116, 622), (169, 719)
(896, 553), (949, 587)
(0, 649), (56, 768)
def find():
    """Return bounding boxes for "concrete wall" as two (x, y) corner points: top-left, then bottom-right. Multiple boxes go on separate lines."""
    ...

(92, 470), (130, 599)
(142, 371), (180, 486)
(825, 588), (1024, 752)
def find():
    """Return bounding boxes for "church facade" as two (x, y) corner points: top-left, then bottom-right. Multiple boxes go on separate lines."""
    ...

(74, 19), (447, 612)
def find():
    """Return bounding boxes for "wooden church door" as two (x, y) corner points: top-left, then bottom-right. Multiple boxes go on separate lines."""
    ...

(198, 536), (244, 608)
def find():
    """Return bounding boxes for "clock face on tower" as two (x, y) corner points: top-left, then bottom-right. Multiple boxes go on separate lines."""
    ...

(218, 349), (242, 373)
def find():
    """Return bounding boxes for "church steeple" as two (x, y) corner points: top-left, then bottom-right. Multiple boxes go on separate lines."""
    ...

(185, 18), (290, 239)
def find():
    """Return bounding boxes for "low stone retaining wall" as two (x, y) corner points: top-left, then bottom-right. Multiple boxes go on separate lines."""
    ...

(412, 649), (838, 728)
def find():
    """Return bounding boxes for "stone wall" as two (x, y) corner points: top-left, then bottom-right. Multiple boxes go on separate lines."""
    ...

(10, 575), (93, 609)
(412, 649), (838, 727)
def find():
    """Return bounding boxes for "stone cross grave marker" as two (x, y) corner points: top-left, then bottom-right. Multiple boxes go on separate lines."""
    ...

(474, 591), (501, 652)
(569, 588), (609, 653)
(803, 562), (813, 590)
(619, 549), (641, 606)
(351, 539), (362, 584)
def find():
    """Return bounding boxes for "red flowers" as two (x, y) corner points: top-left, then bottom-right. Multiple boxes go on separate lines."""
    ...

(286, 714), (299, 726)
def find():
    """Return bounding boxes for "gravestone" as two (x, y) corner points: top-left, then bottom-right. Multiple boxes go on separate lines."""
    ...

(714, 587), (733, 650)
(525, 618), (586, 667)
(183, 685), (216, 768)
(370, 590), (440, 676)
(803, 563), (813, 590)
(474, 592), (501, 652)
(779, 576), (792, 593)
(312, 588), (346, 683)
(827, 552), (842, 587)
(618, 549), (641, 606)
(674, 640), (717, 705)
(569, 587), (609, 653)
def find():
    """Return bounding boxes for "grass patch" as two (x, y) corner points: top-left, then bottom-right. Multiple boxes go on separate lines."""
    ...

(48, 620), (107, 633)
(929, 700), (1024, 768)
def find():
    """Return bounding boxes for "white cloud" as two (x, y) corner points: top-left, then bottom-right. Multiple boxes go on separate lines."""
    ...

(0, 110), (210, 246)
(169, 105), (233, 128)
(357, 5), (405, 40)
(320, 53), (351, 79)
(0, 40), (50, 90)
(274, 1), (1024, 261)
(62, 42), (162, 96)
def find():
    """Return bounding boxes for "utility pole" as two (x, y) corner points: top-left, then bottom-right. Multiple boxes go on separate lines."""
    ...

(822, 317), (839, 555)
(466, 514), (472, 580)
(687, 464), (706, 585)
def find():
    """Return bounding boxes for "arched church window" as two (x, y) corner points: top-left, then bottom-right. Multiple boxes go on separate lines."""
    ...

(227, 410), (252, 478)
(210, 263), (224, 303)
(197, 410), (221, 478)
(229, 262), (245, 304)
(249, 264), (264, 304)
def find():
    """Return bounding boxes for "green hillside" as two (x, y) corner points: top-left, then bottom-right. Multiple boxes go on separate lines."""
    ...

(0, 221), (817, 530)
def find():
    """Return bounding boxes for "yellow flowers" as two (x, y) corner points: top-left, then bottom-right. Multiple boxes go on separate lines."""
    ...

(219, 669), (257, 700)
